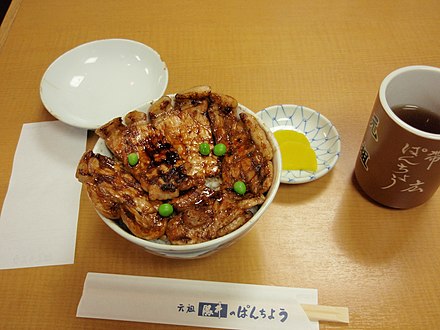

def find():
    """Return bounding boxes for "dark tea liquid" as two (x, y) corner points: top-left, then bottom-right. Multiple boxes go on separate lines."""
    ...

(391, 104), (440, 134)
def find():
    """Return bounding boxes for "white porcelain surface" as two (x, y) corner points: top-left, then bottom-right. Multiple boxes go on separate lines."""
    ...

(40, 39), (168, 129)
(257, 104), (341, 184)
(92, 100), (282, 259)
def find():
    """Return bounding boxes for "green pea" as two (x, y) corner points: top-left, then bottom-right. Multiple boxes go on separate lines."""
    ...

(199, 142), (211, 156)
(127, 152), (139, 166)
(213, 143), (227, 156)
(158, 203), (174, 217)
(233, 181), (246, 195)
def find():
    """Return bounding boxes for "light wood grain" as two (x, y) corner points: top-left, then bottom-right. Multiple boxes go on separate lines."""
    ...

(0, 0), (439, 329)
(302, 304), (349, 324)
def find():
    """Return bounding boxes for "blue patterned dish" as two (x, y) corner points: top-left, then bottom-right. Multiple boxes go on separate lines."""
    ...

(256, 104), (341, 184)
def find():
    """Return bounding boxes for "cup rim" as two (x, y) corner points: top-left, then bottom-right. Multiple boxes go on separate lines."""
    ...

(379, 65), (440, 141)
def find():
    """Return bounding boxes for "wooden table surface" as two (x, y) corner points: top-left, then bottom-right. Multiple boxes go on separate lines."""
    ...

(1, 0), (439, 329)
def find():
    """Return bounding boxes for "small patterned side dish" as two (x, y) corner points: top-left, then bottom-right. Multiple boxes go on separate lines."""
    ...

(256, 104), (341, 184)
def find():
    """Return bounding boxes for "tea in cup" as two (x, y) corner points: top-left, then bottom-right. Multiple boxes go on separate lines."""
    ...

(354, 65), (440, 208)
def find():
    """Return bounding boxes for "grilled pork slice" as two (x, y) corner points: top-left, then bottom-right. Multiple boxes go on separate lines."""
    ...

(96, 112), (188, 200)
(149, 86), (220, 188)
(239, 112), (274, 193)
(208, 93), (274, 195)
(76, 150), (166, 240)
(78, 88), (274, 245)
(166, 188), (264, 244)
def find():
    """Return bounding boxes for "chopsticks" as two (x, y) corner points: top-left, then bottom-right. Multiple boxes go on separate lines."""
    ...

(301, 304), (349, 324)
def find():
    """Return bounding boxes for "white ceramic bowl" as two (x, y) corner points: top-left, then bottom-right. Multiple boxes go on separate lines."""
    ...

(40, 39), (168, 129)
(92, 100), (281, 259)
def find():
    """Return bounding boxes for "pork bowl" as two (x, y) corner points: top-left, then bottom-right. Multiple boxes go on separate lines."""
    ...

(76, 86), (281, 258)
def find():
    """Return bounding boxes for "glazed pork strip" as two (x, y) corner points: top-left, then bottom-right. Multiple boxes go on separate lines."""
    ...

(149, 86), (220, 189)
(167, 188), (264, 245)
(207, 93), (274, 196)
(96, 112), (188, 200)
(76, 150), (166, 240)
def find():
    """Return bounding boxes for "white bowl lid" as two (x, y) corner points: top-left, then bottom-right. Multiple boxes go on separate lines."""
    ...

(40, 39), (168, 129)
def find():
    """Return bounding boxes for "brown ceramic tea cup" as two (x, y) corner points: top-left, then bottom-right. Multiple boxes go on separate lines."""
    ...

(355, 65), (440, 208)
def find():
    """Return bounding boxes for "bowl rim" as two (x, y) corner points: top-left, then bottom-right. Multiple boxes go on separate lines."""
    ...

(93, 97), (282, 252)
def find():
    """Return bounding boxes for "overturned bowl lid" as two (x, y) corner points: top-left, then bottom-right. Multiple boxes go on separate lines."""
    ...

(40, 39), (168, 129)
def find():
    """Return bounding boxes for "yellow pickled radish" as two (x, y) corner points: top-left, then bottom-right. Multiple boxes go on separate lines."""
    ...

(274, 130), (310, 146)
(274, 130), (317, 171)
